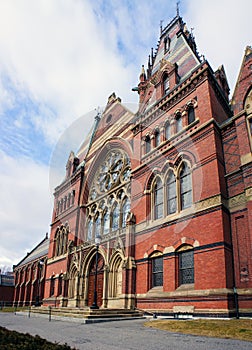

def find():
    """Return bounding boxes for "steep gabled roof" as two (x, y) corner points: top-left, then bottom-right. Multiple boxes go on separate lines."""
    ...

(148, 15), (201, 83)
(14, 234), (49, 269)
(231, 46), (252, 114)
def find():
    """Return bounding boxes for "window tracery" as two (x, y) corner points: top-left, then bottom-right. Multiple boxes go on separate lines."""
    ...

(54, 225), (69, 256)
(86, 149), (131, 241)
(151, 161), (192, 220)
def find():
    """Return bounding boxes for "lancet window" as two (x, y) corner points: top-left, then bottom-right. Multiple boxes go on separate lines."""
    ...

(151, 161), (192, 220)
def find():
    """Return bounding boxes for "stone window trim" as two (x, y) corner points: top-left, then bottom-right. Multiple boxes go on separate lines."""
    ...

(150, 161), (193, 221)
(56, 190), (75, 216)
(164, 36), (171, 53)
(85, 148), (131, 242)
(176, 245), (194, 288)
(152, 176), (164, 220)
(162, 72), (170, 96)
(86, 194), (131, 241)
(148, 250), (163, 290)
(49, 276), (55, 297)
(54, 224), (69, 257)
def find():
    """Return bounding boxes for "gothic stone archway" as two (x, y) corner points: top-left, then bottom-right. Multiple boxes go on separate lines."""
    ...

(87, 253), (104, 307)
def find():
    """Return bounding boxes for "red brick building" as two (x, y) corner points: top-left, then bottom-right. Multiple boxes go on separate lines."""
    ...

(14, 14), (252, 317)
(0, 272), (14, 306)
(13, 234), (48, 306)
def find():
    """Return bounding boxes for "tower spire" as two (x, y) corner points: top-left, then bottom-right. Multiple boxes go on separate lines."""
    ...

(176, 1), (180, 17)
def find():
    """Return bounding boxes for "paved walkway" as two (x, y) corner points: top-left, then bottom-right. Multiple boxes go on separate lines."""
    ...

(0, 312), (251, 350)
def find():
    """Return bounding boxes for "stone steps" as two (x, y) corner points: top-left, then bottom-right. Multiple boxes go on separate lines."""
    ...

(30, 306), (143, 320)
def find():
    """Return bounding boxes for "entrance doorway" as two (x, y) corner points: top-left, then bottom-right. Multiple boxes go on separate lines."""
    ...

(87, 253), (104, 307)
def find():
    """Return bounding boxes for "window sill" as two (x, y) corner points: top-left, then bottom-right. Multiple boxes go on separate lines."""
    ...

(176, 283), (194, 291)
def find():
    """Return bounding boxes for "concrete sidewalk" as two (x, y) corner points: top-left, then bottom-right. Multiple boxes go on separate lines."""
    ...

(0, 312), (251, 350)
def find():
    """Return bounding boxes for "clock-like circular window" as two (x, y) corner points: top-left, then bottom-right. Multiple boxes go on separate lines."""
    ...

(86, 149), (131, 241)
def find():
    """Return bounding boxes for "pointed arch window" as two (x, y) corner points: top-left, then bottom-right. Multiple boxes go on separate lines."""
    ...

(180, 163), (192, 210)
(155, 129), (161, 147)
(167, 171), (177, 214)
(145, 135), (151, 153)
(95, 215), (101, 238)
(87, 217), (93, 240)
(163, 73), (170, 95)
(154, 177), (163, 220)
(50, 277), (55, 297)
(55, 226), (69, 256)
(248, 117), (252, 139)
(122, 197), (130, 228)
(188, 106), (195, 125)
(103, 208), (110, 235)
(111, 203), (120, 231)
(165, 122), (171, 140)
(58, 274), (63, 296)
(61, 227), (67, 255)
(176, 113), (182, 133)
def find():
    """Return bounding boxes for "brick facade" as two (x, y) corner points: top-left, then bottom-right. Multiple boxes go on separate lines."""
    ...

(14, 15), (252, 317)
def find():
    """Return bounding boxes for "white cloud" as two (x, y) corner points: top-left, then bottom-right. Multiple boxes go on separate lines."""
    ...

(185, 0), (252, 93)
(0, 151), (52, 268)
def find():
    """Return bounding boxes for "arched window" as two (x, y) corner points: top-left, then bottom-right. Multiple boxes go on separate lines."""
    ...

(71, 190), (75, 205)
(67, 193), (71, 208)
(249, 118), (252, 136)
(122, 197), (130, 228)
(56, 201), (60, 216)
(145, 135), (151, 153)
(166, 171), (177, 214)
(50, 277), (55, 296)
(151, 253), (163, 287)
(164, 36), (170, 53)
(58, 274), (63, 296)
(154, 177), (163, 220)
(55, 230), (60, 256)
(95, 215), (101, 238)
(87, 217), (93, 240)
(60, 199), (63, 213)
(176, 113), (182, 133)
(165, 122), (171, 140)
(55, 225), (69, 256)
(111, 203), (120, 231)
(102, 208), (110, 235)
(178, 247), (194, 285)
(61, 227), (67, 255)
(163, 73), (169, 95)
(180, 163), (192, 210)
(155, 129), (161, 147)
(188, 106), (195, 125)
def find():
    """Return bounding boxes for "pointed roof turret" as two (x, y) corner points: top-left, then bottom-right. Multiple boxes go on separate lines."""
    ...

(150, 14), (200, 81)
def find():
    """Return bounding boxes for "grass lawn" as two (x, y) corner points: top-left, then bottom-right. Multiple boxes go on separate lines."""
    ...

(145, 319), (252, 342)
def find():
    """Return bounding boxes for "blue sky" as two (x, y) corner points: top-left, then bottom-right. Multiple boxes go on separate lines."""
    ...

(0, 0), (251, 271)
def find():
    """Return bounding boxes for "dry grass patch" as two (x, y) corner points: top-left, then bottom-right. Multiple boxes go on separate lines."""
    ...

(145, 319), (252, 342)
